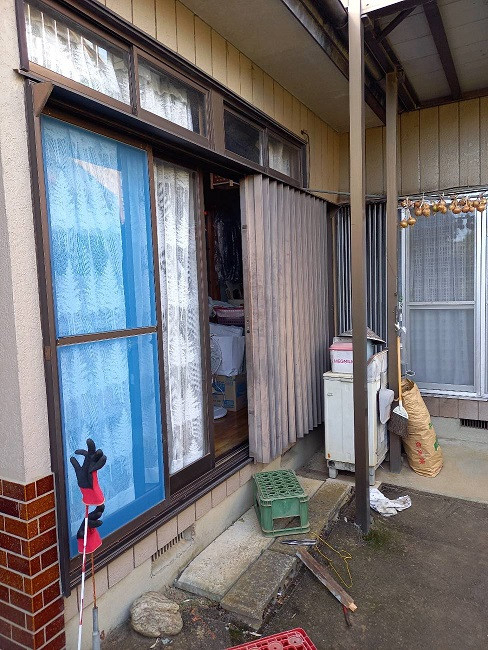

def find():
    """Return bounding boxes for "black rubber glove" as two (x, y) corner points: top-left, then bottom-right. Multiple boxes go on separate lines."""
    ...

(77, 505), (105, 553)
(70, 438), (106, 505)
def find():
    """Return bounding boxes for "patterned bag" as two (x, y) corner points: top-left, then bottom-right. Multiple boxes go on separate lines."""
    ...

(401, 379), (443, 477)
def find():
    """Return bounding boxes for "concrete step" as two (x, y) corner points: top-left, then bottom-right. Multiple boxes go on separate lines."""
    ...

(175, 475), (352, 630)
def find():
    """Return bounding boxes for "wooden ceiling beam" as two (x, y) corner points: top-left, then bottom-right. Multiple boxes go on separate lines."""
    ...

(377, 7), (415, 41)
(423, 1), (461, 99)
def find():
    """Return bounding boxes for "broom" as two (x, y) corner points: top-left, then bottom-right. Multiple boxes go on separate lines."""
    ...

(388, 335), (408, 438)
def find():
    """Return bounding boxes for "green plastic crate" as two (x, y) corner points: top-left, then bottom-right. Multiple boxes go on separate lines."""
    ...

(253, 469), (309, 537)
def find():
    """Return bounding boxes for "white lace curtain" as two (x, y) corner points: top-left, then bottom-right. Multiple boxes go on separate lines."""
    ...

(268, 138), (292, 176)
(25, 2), (130, 103)
(139, 62), (194, 132)
(154, 161), (206, 473)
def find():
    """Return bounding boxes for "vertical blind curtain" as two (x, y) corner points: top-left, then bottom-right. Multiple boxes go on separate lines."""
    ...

(154, 160), (206, 474)
(241, 176), (328, 464)
(41, 117), (163, 556)
(335, 203), (387, 342)
(25, 2), (130, 103)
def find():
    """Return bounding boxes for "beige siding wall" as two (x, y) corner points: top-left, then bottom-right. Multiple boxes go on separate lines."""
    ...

(339, 97), (488, 197)
(103, 0), (340, 194)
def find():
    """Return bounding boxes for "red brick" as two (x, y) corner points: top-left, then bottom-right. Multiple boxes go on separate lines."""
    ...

(4, 517), (39, 540)
(0, 601), (26, 627)
(40, 547), (58, 571)
(0, 515), (4, 531)
(9, 589), (43, 614)
(10, 622), (34, 647)
(0, 498), (21, 519)
(36, 477), (54, 498)
(21, 528), (57, 559)
(33, 628), (45, 649)
(38, 512), (55, 535)
(42, 582), (60, 608)
(1, 635), (29, 649)
(0, 568), (24, 591)
(44, 613), (64, 642)
(0, 615), (12, 637)
(24, 564), (59, 596)
(40, 630), (65, 650)
(7, 553), (41, 577)
(2, 481), (36, 503)
(0, 584), (8, 603)
(0, 550), (6, 566)
(26, 598), (63, 632)
(19, 494), (55, 522)
(0, 533), (22, 554)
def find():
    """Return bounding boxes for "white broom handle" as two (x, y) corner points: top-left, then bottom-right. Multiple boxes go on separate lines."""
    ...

(397, 336), (403, 404)
(77, 505), (89, 650)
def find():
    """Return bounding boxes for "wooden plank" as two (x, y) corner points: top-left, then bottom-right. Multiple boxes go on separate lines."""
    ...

(439, 102), (460, 190)
(276, 183), (288, 452)
(273, 82), (284, 126)
(290, 191), (301, 440)
(481, 97), (488, 186)
(320, 123), (329, 195)
(175, 1), (195, 64)
(319, 202), (328, 420)
(132, 0), (156, 37)
(365, 126), (384, 196)
(263, 179), (277, 457)
(239, 54), (253, 103)
(156, 0), (177, 50)
(459, 99), (481, 187)
(418, 106), (439, 192)
(283, 186), (296, 445)
(292, 97), (302, 137)
(310, 198), (320, 428)
(327, 126), (335, 194)
(106, 0), (131, 22)
(211, 30), (227, 84)
(251, 65), (264, 112)
(297, 549), (357, 612)
(226, 43), (240, 94)
(263, 73), (275, 119)
(304, 195), (314, 431)
(333, 131), (340, 203)
(194, 17), (212, 75)
(399, 110), (420, 196)
(338, 132), (350, 194)
(283, 90), (294, 133)
(294, 191), (305, 437)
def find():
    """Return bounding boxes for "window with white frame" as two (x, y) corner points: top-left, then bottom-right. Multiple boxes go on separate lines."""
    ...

(404, 204), (484, 395)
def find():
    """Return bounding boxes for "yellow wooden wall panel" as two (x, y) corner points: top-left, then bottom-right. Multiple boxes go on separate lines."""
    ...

(439, 102), (460, 190)
(194, 17), (212, 75)
(400, 111), (420, 195)
(251, 65), (264, 112)
(339, 132), (349, 193)
(106, 0), (131, 22)
(226, 43), (240, 94)
(263, 73), (274, 118)
(273, 83), (284, 126)
(365, 126), (384, 196)
(132, 0), (156, 37)
(333, 130), (340, 197)
(292, 97), (301, 136)
(239, 54), (253, 102)
(283, 90), (293, 132)
(418, 106), (439, 192)
(175, 1), (195, 63)
(211, 30), (227, 84)
(326, 127), (335, 192)
(155, 0), (177, 50)
(480, 97), (488, 186)
(320, 122), (328, 192)
(459, 99), (481, 187)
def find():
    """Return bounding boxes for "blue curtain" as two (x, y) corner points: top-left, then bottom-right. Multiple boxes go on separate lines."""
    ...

(41, 117), (164, 556)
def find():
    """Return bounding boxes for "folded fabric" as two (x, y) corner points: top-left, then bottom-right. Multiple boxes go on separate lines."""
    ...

(378, 388), (395, 424)
(369, 487), (411, 516)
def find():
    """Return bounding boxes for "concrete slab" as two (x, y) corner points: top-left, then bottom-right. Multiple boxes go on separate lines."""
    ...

(271, 480), (352, 556)
(377, 439), (488, 504)
(220, 551), (297, 629)
(175, 474), (324, 602)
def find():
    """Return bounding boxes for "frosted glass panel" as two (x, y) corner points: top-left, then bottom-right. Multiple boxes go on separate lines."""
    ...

(268, 136), (299, 179)
(409, 211), (475, 302)
(154, 161), (206, 474)
(41, 117), (155, 337)
(58, 334), (163, 557)
(25, 1), (130, 103)
(409, 309), (474, 387)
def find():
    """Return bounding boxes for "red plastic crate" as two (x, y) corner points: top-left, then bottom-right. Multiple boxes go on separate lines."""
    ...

(226, 628), (316, 650)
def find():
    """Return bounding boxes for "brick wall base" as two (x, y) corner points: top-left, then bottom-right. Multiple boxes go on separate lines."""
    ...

(0, 475), (65, 649)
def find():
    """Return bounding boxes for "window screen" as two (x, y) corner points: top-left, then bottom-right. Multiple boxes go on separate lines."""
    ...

(25, 1), (130, 103)
(41, 117), (164, 556)
(139, 60), (206, 135)
(224, 110), (262, 164)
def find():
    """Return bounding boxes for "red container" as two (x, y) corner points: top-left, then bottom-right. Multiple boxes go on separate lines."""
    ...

(226, 628), (316, 650)
(214, 306), (245, 327)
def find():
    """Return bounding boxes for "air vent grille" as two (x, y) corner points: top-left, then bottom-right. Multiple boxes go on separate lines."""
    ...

(461, 418), (488, 429)
(151, 531), (184, 562)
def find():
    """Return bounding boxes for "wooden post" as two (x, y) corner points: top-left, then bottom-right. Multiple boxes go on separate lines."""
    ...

(348, 0), (370, 533)
(386, 71), (402, 473)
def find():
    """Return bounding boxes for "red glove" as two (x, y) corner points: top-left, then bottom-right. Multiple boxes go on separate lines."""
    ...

(77, 505), (104, 554)
(70, 438), (106, 506)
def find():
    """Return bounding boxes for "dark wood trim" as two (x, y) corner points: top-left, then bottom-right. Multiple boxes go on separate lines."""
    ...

(32, 81), (54, 117)
(170, 454), (214, 494)
(377, 7), (415, 41)
(24, 80), (72, 593)
(423, 1), (461, 100)
(57, 326), (157, 346)
(363, 0), (433, 19)
(419, 86), (488, 110)
(15, 0), (29, 71)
